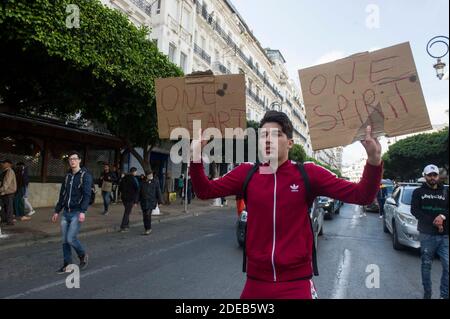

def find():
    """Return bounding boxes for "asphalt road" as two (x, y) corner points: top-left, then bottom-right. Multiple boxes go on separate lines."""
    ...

(0, 204), (444, 299)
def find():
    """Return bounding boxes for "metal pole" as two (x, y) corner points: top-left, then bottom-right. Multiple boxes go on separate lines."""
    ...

(184, 163), (189, 213)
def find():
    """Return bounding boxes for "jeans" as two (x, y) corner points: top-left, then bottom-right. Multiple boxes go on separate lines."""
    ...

(102, 191), (111, 213)
(111, 185), (118, 203)
(420, 234), (449, 298)
(13, 187), (26, 217)
(0, 194), (14, 223)
(120, 201), (135, 229)
(61, 211), (86, 265)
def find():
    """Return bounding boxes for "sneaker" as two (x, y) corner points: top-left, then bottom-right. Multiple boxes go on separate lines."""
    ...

(142, 229), (152, 236)
(27, 210), (36, 217)
(379, 215), (383, 219)
(424, 293), (432, 299)
(102, 211), (109, 216)
(119, 228), (129, 233)
(57, 264), (69, 274)
(79, 254), (88, 270)
(19, 216), (32, 221)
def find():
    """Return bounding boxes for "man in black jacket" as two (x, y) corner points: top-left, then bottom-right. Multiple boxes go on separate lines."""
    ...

(411, 164), (448, 299)
(139, 170), (163, 235)
(118, 167), (140, 232)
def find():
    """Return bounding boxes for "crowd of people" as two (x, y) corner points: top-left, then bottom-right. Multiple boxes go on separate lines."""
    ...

(0, 159), (36, 226)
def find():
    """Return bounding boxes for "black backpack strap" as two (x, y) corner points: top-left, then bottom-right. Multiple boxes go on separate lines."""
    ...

(241, 163), (260, 273)
(242, 163), (260, 202)
(296, 163), (319, 276)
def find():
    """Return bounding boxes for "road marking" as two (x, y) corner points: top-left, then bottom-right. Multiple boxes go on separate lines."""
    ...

(4, 265), (118, 299)
(331, 249), (352, 299)
(4, 233), (219, 299)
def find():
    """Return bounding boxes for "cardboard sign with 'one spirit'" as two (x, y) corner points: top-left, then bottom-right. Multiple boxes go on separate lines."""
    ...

(298, 42), (432, 151)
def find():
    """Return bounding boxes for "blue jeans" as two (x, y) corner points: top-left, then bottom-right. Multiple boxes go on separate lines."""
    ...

(420, 234), (449, 298)
(102, 191), (111, 212)
(61, 211), (86, 265)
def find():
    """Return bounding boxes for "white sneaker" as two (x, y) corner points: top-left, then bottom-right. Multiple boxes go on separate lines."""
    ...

(27, 210), (36, 217)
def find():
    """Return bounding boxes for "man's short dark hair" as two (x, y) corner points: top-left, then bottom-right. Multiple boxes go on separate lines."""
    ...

(68, 151), (82, 160)
(130, 167), (138, 173)
(259, 111), (294, 139)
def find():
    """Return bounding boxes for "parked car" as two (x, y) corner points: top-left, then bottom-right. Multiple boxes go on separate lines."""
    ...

(236, 210), (247, 247)
(310, 197), (325, 250)
(317, 196), (340, 220)
(383, 184), (421, 250)
(237, 197), (325, 250)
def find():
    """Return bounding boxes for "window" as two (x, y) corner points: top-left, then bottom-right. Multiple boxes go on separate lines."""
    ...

(156, 0), (161, 14)
(180, 52), (188, 72)
(181, 7), (191, 31)
(215, 49), (220, 62)
(227, 61), (232, 73)
(168, 43), (176, 63)
(200, 36), (206, 49)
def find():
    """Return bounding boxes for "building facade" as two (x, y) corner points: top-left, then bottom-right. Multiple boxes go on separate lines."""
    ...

(102, 0), (314, 160)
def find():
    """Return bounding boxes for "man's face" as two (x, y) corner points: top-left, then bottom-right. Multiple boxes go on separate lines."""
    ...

(68, 155), (81, 170)
(259, 122), (293, 161)
(104, 165), (110, 172)
(425, 173), (439, 186)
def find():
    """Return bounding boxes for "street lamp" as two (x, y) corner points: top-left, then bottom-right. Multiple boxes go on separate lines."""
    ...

(269, 101), (282, 112)
(426, 36), (449, 80)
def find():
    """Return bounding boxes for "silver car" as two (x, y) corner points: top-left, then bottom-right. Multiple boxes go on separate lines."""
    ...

(383, 184), (421, 250)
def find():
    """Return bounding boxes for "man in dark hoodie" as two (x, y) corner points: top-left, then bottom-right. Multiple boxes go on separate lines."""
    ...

(118, 167), (140, 232)
(52, 151), (92, 274)
(139, 170), (163, 235)
(411, 164), (448, 299)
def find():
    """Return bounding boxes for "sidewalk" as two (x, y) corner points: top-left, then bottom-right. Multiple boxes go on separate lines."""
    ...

(0, 198), (236, 252)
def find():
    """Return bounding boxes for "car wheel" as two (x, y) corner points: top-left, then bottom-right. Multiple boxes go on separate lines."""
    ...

(392, 221), (404, 250)
(383, 215), (389, 233)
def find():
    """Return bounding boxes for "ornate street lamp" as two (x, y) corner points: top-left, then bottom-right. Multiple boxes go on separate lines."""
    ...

(426, 36), (449, 80)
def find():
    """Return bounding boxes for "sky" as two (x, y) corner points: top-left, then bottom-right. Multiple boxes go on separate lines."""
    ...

(232, 0), (449, 165)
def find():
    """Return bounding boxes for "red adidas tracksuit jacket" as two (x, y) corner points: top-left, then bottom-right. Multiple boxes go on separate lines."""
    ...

(190, 159), (383, 298)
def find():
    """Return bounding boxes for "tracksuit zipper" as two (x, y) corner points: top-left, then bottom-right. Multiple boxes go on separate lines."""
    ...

(271, 173), (277, 282)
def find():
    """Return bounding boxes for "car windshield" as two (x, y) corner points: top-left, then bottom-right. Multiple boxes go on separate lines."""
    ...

(401, 187), (418, 205)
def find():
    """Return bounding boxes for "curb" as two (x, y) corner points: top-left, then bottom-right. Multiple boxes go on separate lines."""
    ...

(0, 206), (223, 252)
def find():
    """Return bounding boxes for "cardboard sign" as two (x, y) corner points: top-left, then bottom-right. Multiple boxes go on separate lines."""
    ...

(155, 74), (247, 139)
(298, 42), (432, 151)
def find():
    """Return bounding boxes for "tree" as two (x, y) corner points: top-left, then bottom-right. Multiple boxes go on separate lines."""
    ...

(289, 144), (307, 163)
(305, 156), (342, 177)
(0, 0), (183, 171)
(382, 128), (449, 181)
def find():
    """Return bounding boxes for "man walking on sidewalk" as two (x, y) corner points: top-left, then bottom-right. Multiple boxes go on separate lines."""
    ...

(411, 164), (448, 299)
(98, 163), (115, 215)
(139, 170), (163, 235)
(118, 167), (140, 232)
(52, 151), (92, 274)
(0, 159), (17, 226)
(190, 110), (383, 299)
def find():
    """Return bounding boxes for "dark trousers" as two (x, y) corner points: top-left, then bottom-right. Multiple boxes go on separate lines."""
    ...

(0, 194), (14, 223)
(143, 209), (152, 231)
(120, 201), (134, 229)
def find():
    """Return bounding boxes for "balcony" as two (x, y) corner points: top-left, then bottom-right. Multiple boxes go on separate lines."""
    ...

(194, 43), (211, 64)
(247, 88), (265, 108)
(213, 62), (231, 75)
(130, 0), (153, 16)
(193, 0), (283, 99)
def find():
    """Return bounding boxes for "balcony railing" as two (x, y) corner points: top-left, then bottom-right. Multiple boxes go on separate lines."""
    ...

(130, 0), (153, 16)
(193, 0), (284, 99)
(194, 43), (211, 64)
(213, 62), (231, 74)
(247, 88), (265, 108)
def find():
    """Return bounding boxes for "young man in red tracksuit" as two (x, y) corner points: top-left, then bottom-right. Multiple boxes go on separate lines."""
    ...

(190, 111), (383, 299)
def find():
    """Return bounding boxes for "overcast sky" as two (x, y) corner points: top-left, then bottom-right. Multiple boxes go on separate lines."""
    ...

(232, 0), (449, 165)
